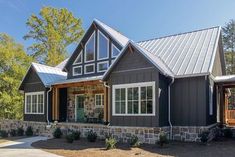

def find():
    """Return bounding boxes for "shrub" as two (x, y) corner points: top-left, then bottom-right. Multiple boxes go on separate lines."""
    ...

(17, 127), (24, 136)
(25, 126), (33, 136)
(0, 130), (8, 138)
(213, 127), (222, 141)
(53, 127), (63, 138)
(199, 131), (210, 144)
(72, 130), (81, 140)
(66, 133), (74, 143)
(129, 135), (141, 147)
(10, 129), (17, 137)
(105, 137), (117, 150)
(223, 128), (233, 138)
(158, 131), (168, 147)
(87, 130), (97, 142)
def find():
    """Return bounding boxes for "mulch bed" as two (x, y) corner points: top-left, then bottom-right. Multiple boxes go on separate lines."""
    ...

(32, 138), (235, 157)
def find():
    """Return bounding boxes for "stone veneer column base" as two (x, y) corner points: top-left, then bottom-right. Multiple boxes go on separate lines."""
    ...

(0, 119), (217, 144)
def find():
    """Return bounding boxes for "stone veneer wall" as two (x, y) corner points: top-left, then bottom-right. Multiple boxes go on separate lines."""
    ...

(67, 84), (104, 122)
(0, 120), (217, 144)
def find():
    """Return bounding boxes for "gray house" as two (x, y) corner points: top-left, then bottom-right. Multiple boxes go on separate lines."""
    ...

(19, 19), (233, 140)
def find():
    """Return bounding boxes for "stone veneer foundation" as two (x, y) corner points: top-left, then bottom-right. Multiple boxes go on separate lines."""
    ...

(0, 119), (217, 144)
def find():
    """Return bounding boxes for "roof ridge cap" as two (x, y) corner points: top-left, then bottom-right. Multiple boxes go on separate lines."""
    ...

(137, 26), (221, 43)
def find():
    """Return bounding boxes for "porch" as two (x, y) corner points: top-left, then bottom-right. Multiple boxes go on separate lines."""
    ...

(51, 78), (110, 124)
(215, 75), (235, 126)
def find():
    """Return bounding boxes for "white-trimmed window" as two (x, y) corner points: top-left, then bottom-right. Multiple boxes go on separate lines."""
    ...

(73, 66), (82, 76)
(209, 85), (213, 115)
(112, 44), (120, 57)
(84, 64), (94, 74)
(98, 31), (109, 60)
(85, 32), (95, 62)
(25, 92), (44, 114)
(112, 82), (155, 116)
(95, 94), (104, 107)
(97, 61), (109, 72)
(73, 51), (82, 65)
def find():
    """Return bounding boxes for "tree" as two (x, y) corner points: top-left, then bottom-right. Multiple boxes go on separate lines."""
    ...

(0, 33), (32, 120)
(222, 19), (235, 74)
(24, 7), (84, 66)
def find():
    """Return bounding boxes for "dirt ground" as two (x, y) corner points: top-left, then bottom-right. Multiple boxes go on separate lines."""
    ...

(32, 138), (235, 157)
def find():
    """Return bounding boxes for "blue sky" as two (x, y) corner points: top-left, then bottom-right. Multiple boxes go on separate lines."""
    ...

(0, 0), (235, 54)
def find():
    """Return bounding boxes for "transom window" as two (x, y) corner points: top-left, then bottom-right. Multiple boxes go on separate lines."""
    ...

(112, 44), (120, 57)
(85, 64), (95, 74)
(98, 31), (109, 60)
(97, 61), (109, 72)
(95, 94), (104, 107)
(112, 82), (155, 116)
(73, 51), (82, 65)
(85, 32), (95, 62)
(73, 66), (82, 76)
(25, 92), (44, 114)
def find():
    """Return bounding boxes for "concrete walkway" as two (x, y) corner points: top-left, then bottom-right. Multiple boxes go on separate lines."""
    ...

(0, 136), (63, 157)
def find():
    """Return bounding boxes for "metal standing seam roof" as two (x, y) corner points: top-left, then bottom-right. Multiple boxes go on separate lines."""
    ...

(55, 58), (69, 70)
(31, 62), (67, 86)
(138, 26), (221, 77)
(94, 19), (129, 47)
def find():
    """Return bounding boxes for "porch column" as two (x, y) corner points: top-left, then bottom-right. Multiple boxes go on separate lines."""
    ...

(52, 87), (60, 121)
(104, 87), (109, 122)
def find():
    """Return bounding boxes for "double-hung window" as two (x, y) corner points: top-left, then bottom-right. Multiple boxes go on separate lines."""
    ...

(25, 92), (44, 114)
(112, 82), (155, 116)
(95, 94), (104, 107)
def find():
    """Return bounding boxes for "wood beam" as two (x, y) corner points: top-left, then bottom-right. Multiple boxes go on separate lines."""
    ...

(104, 87), (108, 122)
(52, 80), (101, 89)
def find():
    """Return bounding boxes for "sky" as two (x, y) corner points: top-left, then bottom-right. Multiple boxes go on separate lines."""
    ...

(1, 0), (235, 54)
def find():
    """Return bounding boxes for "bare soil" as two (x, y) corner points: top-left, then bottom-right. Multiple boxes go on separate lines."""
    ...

(32, 138), (235, 157)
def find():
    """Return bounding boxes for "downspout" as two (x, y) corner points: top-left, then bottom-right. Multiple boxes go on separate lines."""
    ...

(102, 81), (110, 126)
(168, 77), (174, 140)
(47, 87), (52, 125)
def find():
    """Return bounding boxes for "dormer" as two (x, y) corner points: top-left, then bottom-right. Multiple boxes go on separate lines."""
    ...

(64, 19), (129, 79)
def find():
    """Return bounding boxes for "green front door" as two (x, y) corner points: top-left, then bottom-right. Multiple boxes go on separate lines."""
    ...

(75, 95), (85, 122)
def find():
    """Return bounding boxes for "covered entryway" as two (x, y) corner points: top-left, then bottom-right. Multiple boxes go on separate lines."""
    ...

(215, 75), (235, 126)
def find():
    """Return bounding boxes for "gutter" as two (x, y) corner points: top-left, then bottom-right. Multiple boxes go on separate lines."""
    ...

(168, 77), (174, 140)
(47, 87), (52, 125)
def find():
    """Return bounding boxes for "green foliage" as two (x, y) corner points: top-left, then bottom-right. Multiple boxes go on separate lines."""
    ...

(105, 137), (117, 150)
(0, 34), (32, 120)
(129, 135), (141, 147)
(25, 126), (33, 136)
(199, 131), (210, 144)
(222, 20), (235, 74)
(223, 128), (233, 138)
(53, 127), (62, 138)
(24, 6), (84, 66)
(158, 131), (168, 147)
(0, 130), (8, 138)
(86, 130), (97, 142)
(17, 127), (24, 136)
(72, 130), (81, 140)
(10, 129), (17, 137)
(66, 133), (74, 143)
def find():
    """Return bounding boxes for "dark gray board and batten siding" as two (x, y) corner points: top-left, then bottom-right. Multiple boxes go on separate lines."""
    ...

(21, 67), (48, 122)
(107, 47), (170, 127)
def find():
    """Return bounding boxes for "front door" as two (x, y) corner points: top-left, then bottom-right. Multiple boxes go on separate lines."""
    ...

(75, 95), (85, 122)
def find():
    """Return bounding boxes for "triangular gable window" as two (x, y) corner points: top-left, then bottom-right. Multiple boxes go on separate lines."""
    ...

(85, 31), (95, 62)
(73, 51), (82, 65)
(112, 44), (120, 57)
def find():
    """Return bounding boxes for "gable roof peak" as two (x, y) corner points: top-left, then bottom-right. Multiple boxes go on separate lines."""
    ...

(93, 18), (129, 46)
